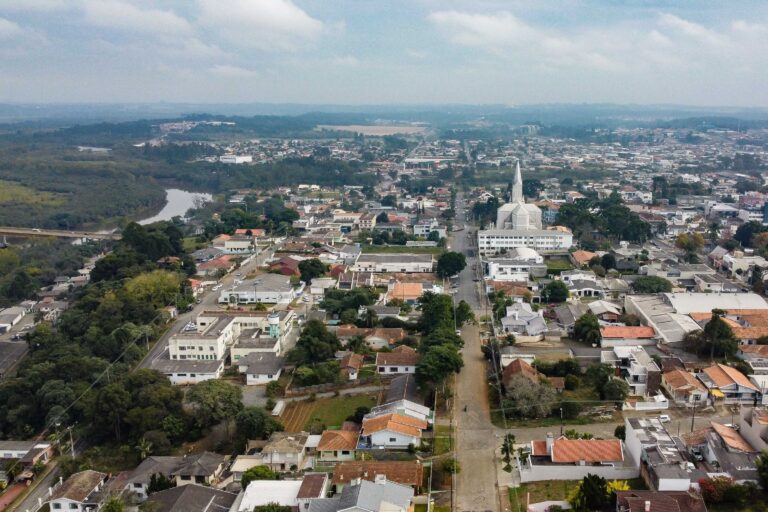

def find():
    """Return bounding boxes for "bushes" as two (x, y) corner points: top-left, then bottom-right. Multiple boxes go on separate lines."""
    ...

(564, 374), (580, 390)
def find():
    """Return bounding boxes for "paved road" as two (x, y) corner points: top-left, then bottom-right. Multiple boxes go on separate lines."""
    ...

(0, 226), (117, 240)
(452, 193), (500, 512)
(9, 464), (60, 512)
(139, 246), (278, 370)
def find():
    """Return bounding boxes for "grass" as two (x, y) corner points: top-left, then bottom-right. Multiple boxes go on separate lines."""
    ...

(545, 258), (574, 274)
(433, 424), (453, 455)
(508, 478), (646, 512)
(183, 236), (205, 252)
(361, 244), (444, 255)
(0, 179), (64, 206)
(304, 394), (378, 430)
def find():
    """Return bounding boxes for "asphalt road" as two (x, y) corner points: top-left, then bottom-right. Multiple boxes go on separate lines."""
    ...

(0, 315), (36, 379)
(10, 464), (60, 512)
(139, 246), (277, 370)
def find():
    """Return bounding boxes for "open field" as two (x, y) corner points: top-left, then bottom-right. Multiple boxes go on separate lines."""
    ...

(0, 179), (64, 206)
(316, 125), (427, 136)
(280, 394), (379, 431)
(508, 478), (646, 512)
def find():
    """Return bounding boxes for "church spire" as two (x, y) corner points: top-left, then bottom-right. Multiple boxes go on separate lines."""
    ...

(511, 160), (524, 203)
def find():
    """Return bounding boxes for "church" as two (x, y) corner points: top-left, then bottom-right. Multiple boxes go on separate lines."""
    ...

(478, 161), (573, 256)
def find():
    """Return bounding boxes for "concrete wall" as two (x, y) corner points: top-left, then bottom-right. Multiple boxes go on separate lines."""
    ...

(518, 461), (639, 483)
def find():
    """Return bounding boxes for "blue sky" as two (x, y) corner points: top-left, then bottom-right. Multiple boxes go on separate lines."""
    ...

(0, 0), (767, 106)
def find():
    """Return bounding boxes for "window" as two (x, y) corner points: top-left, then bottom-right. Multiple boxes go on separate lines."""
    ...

(378, 367), (385, 372)
(53, 505), (61, 510)
(389, 438), (397, 442)
(341, 450), (350, 455)
(69, 504), (78, 510)
(181, 475), (191, 481)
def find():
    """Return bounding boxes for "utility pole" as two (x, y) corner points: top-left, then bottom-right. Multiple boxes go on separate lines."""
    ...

(691, 396), (698, 433)
(67, 426), (75, 459)
(560, 407), (564, 436)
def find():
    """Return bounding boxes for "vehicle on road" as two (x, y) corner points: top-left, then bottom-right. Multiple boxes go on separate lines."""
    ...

(659, 414), (671, 423)
(455, 330), (461, 336)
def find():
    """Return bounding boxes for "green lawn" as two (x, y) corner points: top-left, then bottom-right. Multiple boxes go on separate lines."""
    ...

(361, 245), (444, 255)
(182, 236), (204, 252)
(433, 424), (453, 455)
(545, 258), (574, 274)
(509, 479), (646, 512)
(304, 394), (378, 430)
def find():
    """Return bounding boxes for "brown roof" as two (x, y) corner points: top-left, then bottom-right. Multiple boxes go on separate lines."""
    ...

(663, 369), (707, 394)
(340, 353), (364, 370)
(50, 470), (106, 502)
(297, 473), (327, 499)
(551, 437), (623, 463)
(318, 430), (359, 451)
(336, 326), (372, 338)
(502, 358), (542, 387)
(369, 328), (406, 343)
(362, 413), (428, 437)
(546, 376), (565, 390)
(331, 461), (423, 488)
(389, 282), (424, 301)
(616, 491), (708, 512)
(601, 325), (656, 339)
(702, 364), (758, 391)
(680, 427), (713, 447)
(531, 440), (547, 456)
(690, 310), (768, 341)
(375, 345), (420, 366)
(739, 344), (768, 356)
(571, 250), (597, 266)
(711, 422), (756, 453)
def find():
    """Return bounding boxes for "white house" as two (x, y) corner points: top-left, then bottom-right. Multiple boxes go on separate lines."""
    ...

(375, 346), (420, 375)
(361, 413), (428, 449)
(237, 352), (284, 385)
(219, 274), (299, 305)
(49, 470), (107, 512)
(352, 254), (434, 273)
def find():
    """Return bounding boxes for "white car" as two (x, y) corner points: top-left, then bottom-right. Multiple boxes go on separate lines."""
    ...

(658, 414), (671, 423)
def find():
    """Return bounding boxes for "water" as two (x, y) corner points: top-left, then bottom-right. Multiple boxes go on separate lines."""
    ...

(138, 189), (212, 225)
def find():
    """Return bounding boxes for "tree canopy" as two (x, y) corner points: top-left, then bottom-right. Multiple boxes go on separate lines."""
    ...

(436, 251), (467, 278)
(631, 276), (673, 293)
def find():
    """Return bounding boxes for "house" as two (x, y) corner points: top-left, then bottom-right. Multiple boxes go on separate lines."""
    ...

(375, 346), (420, 374)
(691, 310), (768, 345)
(600, 346), (661, 397)
(237, 480), (305, 511)
(0, 441), (53, 469)
(317, 430), (359, 464)
(697, 363), (759, 403)
(48, 470), (108, 512)
(600, 325), (657, 347)
(518, 433), (635, 483)
(661, 369), (708, 406)
(306, 478), (414, 512)
(615, 490), (708, 512)
(143, 484), (237, 512)
(196, 255), (235, 276)
(386, 281), (442, 303)
(369, 374), (433, 424)
(169, 452), (225, 486)
(331, 461), (423, 493)
(237, 352), (284, 385)
(361, 413), (428, 449)
(737, 407), (768, 452)
(587, 300), (622, 322)
(124, 456), (184, 500)
(624, 417), (705, 491)
(352, 254), (434, 273)
(337, 271), (375, 290)
(340, 353), (364, 380)
(500, 303), (547, 336)
(554, 303), (588, 335)
(501, 358), (564, 392)
(258, 432), (311, 471)
(682, 423), (759, 484)
(150, 359), (225, 385)
(570, 250), (597, 268)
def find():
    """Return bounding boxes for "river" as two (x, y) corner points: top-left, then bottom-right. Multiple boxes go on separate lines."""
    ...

(138, 188), (212, 225)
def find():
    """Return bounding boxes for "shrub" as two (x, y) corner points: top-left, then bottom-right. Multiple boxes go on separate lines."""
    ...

(564, 374), (580, 390)
(443, 458), (461, 474)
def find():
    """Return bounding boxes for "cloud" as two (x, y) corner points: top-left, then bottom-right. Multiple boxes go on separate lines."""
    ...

(198, 0), (323, 50)
(0, 0), (68, 11)
(332, 55), (359, 66)
(0, 16), (21, 39)
(82, 0), (192, 35)
(209, 64), (258, 78)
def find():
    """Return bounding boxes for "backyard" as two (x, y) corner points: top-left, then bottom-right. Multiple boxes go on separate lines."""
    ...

(508, 478), (646, 512)
(279, 394), (379, 432)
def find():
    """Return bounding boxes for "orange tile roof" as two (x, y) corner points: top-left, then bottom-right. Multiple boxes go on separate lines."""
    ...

(711, 422), (756, 453)
(531, 440), (548, 456)
(362, 413), (427, 437)
(502, 359), (542, 387)
(551, 438), (624, 463)
(702, 364), (758, 391)
(340, 353), (364, 370)
(389, 282), (424, 301)
(738, 344), (768, 356)
(318, 430), (359, 451)
(601, 326), (656, 339)
(571, 250), (597, 266)
(663, 369), (706, 394)
(689, 310), (768, 341)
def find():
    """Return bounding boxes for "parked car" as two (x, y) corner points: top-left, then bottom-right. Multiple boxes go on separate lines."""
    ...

(659, 415), (671, 423)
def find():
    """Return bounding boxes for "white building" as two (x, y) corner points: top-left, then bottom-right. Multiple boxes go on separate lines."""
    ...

(352, 254), (434, 273)
(486, 247), (546, 281)
(219, 155), (253, 164)
(361, 413), (428, 449)
(219, 274), (299, 305)
(49, 470), (107, 512)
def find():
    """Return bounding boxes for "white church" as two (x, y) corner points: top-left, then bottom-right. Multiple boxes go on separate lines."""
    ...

(477, 161), (573, 256)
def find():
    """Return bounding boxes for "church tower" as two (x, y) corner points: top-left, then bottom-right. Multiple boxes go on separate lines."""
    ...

(511, 160), (524, 203)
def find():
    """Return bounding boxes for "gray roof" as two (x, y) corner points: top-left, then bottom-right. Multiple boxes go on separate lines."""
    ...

(238, 352), (284, 375)
(554, 303), (588, 327)
(385, 374), (422, 405)
(170, 452), (224, 477)
(144, 484), (237, 512)
(126, 456), (181, 485)
(356, 254), (433, 264)
(150, 358), (223, 374)
(308, 479), (413, 512)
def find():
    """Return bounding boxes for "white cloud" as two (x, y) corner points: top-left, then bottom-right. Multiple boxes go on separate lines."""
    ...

(332, 55), (359, 66)
(0, 16), (21, 39)
(198, 0), (323, 50)
(0, 0), (68, 11)
(82, 0), (192, 35)
(209, 64), (258, 78)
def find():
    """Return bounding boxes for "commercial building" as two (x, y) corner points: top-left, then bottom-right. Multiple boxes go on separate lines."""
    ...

(352, 254), (434, 273)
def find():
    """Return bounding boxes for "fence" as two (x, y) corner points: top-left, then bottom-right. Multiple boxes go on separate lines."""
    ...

(284, 376), (380, 397)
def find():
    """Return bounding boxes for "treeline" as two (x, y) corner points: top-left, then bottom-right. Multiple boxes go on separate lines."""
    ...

(0, 221), (194, 441)
(557, 192), (651, 248)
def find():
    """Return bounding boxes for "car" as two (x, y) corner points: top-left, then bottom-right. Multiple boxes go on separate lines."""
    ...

(659, 414), (671, 423)
(472, 278), (480, 282)
(302, 296), (311, 302)
(724, 423), (741, 431)
(11, 334), (21, 341)
(196, 299), (202, 304)
(455, 330), (461, 336)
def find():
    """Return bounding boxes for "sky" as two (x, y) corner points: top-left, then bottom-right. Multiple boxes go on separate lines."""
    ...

(0, 0), (767, 106)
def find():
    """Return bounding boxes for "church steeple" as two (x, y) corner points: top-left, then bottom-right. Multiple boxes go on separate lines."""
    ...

(511, 160), (524, 203)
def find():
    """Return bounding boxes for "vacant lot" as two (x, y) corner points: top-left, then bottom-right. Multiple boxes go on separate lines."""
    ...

(509, 478), (646, 511)
(280, 394), (379, 431)
(0, 179), (64, 206)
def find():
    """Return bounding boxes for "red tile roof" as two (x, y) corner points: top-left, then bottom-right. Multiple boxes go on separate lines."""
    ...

(375, 345), (420, 366)
(331, 461), (423, 488)
(551, 438), (623, 463)
(362, 413), (428, 437)
(318, 430), (359, 451)
(702, 363), (758, 391)
(601, 325), (656, 339)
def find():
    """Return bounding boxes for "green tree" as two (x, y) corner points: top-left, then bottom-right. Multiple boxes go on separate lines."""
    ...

(455, 300), (475, 327)
(631, 276), (673, 293)
(288, 320), (341, 364)
(147, 473), (176, 494)
(186, 380), (243, 430)
(542, 280), (569, 303)
(124, 270), (183, 309)
(574, 314), (601, 345)
(600, 253), (616, 270)
(254, 504), (292, 512)
(735, 221), (768, 248)
(436, 251), (467, 278)
(756, 451), (768, 490)
(569, 474), (609, 512)
(614, 425), (626, 441)
(417, 292), (455, 333)
(101, 496), (124, 512)
(298, 258), (327, 284)
(684, 309), (739, 359)
(416, 345), (463, 387)
(502, 375), (556, 419)
(235, 407), (284, 444)
(602, 379), (630, 402)
(241, 465), (279, 488)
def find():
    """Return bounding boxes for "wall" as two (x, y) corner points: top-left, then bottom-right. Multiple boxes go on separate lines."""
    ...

(518, 462), (639, 483)
(369, 431), (419, 449)
(246, 369), (282, 385)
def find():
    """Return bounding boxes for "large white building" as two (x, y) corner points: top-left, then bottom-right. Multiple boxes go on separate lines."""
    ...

(219, 274), (300, 305)
(477, 162), (573, 255)
(352, 253), (434, 273)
